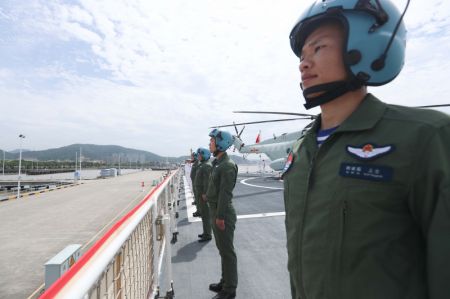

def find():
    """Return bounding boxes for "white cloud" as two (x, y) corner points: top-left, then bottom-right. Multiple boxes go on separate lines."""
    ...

(61, 21), (102, 44)
(0, 0), (449, 156)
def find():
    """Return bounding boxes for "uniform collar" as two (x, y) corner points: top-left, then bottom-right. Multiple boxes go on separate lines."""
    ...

(214, 152), (229, 164)
(310, 93), (386, 134)
(337, 94), (386, 133)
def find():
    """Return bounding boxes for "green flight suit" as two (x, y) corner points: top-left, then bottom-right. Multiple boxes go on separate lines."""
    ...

(194, 159), (213, 238)
(206, 152), (239, 293)
(190, 160), (200, 206)
(283, 94), (450, 299)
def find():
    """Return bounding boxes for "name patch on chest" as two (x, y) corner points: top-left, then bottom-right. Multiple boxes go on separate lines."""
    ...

(339, 163), (393, 182)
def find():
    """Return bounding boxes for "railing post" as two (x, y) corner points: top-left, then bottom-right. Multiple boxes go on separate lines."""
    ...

(163, 186), (174, 298)
(114, 252), (122, 299)
(151, 201), (161, 298)
(170, 174), (179, 244)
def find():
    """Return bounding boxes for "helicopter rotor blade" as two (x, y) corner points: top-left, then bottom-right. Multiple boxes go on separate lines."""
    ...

(238, 125), (245, 138)
(415, 104), (450, 108)
(232, 104), (449, 118)
(234, 110), (317, 119)
(210, 117), (312, 128)
(233, 122), (239, 135)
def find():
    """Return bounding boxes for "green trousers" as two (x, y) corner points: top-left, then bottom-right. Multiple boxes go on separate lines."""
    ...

(193, 190), (200, 213)
(209, 202), (238, 293)
(199, 197), (212, 238)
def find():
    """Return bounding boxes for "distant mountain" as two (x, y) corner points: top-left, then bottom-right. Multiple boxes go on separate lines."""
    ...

(8, 149), (31, 154)
(1, 144), (181, 163)
(0, 144), (254, 164)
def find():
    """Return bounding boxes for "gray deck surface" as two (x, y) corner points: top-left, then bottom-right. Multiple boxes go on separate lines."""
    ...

(172, 175), (291, 299)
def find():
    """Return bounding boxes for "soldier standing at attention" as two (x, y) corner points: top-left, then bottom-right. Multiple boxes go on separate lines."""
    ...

(190, 151), (201, 217)
(194, 147), (213, 242)
(283, 0), (450, 299)
(206, 129), (238, 299)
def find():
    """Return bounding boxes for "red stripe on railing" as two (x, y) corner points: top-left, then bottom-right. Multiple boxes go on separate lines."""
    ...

(40, 173), (174, 298)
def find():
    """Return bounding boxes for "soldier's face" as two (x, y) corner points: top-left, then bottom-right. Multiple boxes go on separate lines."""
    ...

(299, 23), (346, 91)
(209, 137), (217, 153)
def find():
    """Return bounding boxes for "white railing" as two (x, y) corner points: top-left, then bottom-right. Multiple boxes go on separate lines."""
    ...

(40, 169), (182, 299)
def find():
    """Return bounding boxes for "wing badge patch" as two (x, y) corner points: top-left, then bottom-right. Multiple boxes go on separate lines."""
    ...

(346, 143), (394, 160)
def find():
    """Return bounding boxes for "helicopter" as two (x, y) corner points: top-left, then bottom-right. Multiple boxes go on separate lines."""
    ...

(232, 130), (305, 171)
(211, 104), (450, 172)
(211, 111), (317, 171)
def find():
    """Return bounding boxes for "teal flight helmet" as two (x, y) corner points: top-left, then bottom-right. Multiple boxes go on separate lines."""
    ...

(197, 147), (211, 161)
(192, 151), (198, 161)
(209, 129), (234, 152)
(290, 0), (410, 109)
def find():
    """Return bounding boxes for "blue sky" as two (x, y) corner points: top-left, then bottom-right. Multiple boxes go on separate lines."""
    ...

(1, 0), (449, 156)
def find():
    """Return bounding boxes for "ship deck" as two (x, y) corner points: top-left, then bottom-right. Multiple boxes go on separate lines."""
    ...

(172, 173), (290, 298)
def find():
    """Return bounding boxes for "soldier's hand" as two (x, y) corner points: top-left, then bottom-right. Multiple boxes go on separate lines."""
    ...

(202, 194), (207, 202)
(215, 218), (225, 231)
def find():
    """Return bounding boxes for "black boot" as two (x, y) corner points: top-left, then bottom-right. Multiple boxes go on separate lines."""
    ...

(209, 281), (223, 293)
(198, 235), (212, 243)
(212, 290), (236, 299)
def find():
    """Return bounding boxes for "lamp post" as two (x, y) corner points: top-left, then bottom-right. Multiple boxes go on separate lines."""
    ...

(17, 134), (26, 200)
(2, 149), (5, 176)
(79, 147), (82, 181)
(75, 151), (78, 183)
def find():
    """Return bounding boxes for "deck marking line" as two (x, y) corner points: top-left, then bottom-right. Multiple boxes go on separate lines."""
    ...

(237, 212), (285, 219)
(187, 211), (285, 223)
(184, 176), (285, 223)
(183, 176), (198, 223)
(26, 283), (45, 299)
(240, 177), (283, 190)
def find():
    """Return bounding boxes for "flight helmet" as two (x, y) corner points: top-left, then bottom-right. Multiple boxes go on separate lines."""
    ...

(289, 0), (409, 109)
(209, 129), (234, 152)
(197, 147), (211, 161)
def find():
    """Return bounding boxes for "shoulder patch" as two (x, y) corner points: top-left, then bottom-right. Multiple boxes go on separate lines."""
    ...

(346, 143), (394, 161)
(281, 152), (294, 177)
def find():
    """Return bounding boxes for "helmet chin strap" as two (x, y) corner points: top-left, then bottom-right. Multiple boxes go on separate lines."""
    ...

(213, 150), (225, 157)
(302, 79), (362, 110)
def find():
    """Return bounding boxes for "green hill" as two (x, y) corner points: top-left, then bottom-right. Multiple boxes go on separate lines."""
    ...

(1, 144), (181, 163)
(0, 144), (251, 164)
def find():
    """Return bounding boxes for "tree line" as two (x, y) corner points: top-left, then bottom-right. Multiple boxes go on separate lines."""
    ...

(1, 159), (171, 174)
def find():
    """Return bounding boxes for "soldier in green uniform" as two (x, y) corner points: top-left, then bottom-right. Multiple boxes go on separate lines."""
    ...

(194, 147), (213, 242)
(206, 129), (238, 299)
(283, 1), (450, 299)
(190, 151), (201, 217)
